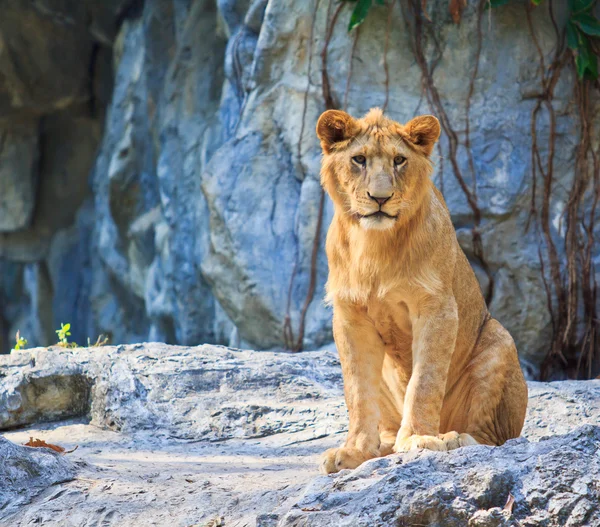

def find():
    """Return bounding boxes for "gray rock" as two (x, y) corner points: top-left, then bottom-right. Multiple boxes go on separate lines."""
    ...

(0, 0), (131, 349)
(0, 344), (346, 441)
(0, 0), (597, 378)
(0, 119), (39, 232)
(0, 1), (90, 116)
(279, 426), (600, 527)
(1, 344), (600, 526)
(2, 345), (600, 442)
(0, 436), (75, 521)
(0, 111), (101, 262)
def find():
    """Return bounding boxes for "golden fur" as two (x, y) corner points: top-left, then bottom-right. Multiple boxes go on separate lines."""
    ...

(316, 108), (527, 474)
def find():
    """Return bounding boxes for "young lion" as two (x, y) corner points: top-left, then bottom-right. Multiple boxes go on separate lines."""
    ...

(316, 108), (528, 474)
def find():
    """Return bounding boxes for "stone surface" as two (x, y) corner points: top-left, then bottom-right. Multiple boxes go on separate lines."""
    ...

(0, 119), (38, 232)
(279, 426), (600, 527)
(0, 0), (135, 349)
(1, 345), (600, 526)
(0, 344), (346, 439)
(0, 1), (598, 374)
(0, 435), (75, 519)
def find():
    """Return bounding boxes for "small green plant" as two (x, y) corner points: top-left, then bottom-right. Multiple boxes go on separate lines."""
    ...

(14, 330), (27, 351)
(56, 323), (72, 347)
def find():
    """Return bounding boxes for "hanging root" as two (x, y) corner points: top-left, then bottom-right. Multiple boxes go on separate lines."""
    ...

(283, 0), (323, 350)
(286, 0), (600, 376)
(524, 1), (599, 380)
(382, 1), (394, 112)
(343, 26), (361, 111)
(284, 0), (341, 351)
(405, 0), (494, 304)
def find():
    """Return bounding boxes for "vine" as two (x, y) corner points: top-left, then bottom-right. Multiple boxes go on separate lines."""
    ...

(284, 0), (341, 352)
(286, 0), (600, 378)
(283, 0), (324, 351)
(343, 0), (600, 378)
(501, 0), (600, 379)
(403, 0), (495, 304)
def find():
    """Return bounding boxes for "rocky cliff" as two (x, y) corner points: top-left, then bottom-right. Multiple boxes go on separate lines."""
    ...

(0, 0), (595, 377)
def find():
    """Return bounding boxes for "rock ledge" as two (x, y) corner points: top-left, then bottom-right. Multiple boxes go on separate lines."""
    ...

(1, 344), (599, 526)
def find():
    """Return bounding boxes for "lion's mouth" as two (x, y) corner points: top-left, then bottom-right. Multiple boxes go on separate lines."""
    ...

(358, 211), (398, 220)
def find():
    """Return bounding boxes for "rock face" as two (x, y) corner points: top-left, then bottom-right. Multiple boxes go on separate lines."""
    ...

(0, 436), (75, 519)
(0, 0), (134, 353)
(0, 343), (346, 440)
(1, 344), (600, 526)
(280, 427), (600, 527)
(0, 1), (594, 375)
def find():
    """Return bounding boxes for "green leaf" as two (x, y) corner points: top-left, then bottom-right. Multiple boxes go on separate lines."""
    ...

(375, 0), (386, 4)
(576, 54), (588, 79)
(566, 21), (580, 50)
(348, 0), (372, 31)
(586, 54), (598, 79)
(531, 0), (543, 5)
(573, 33), (597, 79)
(488, 0), (511, 7)
(582, 33), (598, 78)
(569, 0), (596, 14)
(572, 12), (600, 36)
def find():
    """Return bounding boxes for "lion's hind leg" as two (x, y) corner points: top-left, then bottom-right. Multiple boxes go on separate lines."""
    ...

(461, 318), (528, 446)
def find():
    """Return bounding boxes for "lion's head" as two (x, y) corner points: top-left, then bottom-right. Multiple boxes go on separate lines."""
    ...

(316, 108), (441, 231)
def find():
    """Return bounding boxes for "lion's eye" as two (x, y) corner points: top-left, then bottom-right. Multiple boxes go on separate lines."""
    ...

(352, 155), (366, 166)
(394, 155), (407, 166)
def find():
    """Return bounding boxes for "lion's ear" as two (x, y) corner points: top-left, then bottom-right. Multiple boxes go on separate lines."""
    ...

(404, 115), (441, 156)
(316, 110), (359, 153)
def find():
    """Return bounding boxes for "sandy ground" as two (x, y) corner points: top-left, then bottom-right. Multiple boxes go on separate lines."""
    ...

(3, 419), (341, 527)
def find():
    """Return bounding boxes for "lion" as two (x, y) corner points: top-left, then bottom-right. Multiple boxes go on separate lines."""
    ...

(315, 108), (528, 474)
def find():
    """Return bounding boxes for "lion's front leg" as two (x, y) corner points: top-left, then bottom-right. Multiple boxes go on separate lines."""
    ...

(394, 297), (458, 453)
(320, 306), (385, 474)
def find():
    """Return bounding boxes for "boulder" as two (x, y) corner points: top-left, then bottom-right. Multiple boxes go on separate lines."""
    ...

(0, 119), (39, 232)
(0, 344), (346, 439)
(0, 436), (75, 520)
(1, 345), (600, 526)
(279, 426), (600, 527)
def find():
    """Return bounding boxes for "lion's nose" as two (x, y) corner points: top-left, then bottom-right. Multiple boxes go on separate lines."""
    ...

(368, 192), (392, 206)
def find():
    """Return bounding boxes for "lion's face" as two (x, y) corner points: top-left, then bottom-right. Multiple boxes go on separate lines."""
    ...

(317, 108), (440, 231)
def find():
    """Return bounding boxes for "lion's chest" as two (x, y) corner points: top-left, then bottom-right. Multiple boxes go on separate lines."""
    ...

(366, 295), (413, 349)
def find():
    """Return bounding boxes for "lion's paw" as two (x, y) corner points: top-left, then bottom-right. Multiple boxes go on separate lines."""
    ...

(393, 434), (446, 453)
(319, 447), (371, 474)
(438, 431), (479, 450)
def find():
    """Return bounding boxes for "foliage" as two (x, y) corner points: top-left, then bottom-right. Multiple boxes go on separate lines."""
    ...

(10, 324), (108, 351)
(343, 0), (385, 31)
(342, 0), (600, 80)
(491, 0), (600, 79)
(54, 322), (109, 348)
(325, 0), (600, 378)
(14, 330), (27, 351)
